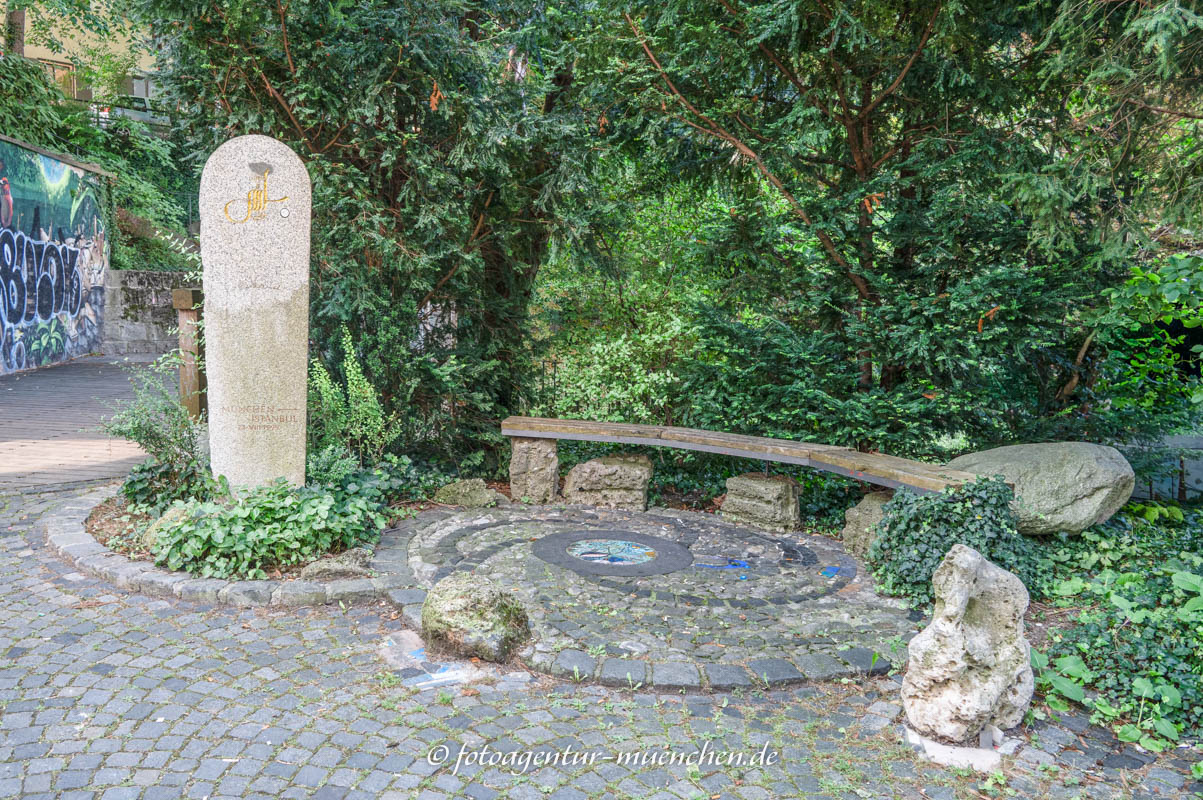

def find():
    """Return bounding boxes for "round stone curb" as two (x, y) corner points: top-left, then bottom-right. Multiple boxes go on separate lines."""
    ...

(41, 487), (421, 609)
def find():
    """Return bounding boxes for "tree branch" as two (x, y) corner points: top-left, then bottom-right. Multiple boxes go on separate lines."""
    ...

(857, 3), (941, 122)
(625, 13), (871, 299)
(277, 0), (295, 73)
(417, 192), (494, 314)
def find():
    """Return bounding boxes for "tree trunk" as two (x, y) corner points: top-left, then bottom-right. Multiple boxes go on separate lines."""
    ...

(4, 9), (24, 56)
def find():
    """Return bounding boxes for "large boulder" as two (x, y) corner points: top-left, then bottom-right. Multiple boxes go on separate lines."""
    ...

(421, 572), (530, 662)
(721, 473), (800, 533)
(562, 454), (652, 511)
(509, 437), (559, 504)
(433, 478), (507, 508)
(947, 442), (1134, 535)
(902, 545), (1034, 744)
(841, 491), (893, 558)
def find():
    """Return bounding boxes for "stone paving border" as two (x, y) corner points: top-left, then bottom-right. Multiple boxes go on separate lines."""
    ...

(42, 488), (415, 609)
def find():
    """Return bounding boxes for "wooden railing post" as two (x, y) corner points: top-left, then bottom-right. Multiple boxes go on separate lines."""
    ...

(172, 288), (206, 419)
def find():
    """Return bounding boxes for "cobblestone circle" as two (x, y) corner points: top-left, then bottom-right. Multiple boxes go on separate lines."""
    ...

(4, 486), (1200, 799)
(393, 505), (917, 687)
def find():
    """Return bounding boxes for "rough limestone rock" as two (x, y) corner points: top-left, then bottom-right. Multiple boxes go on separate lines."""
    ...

(721, 473), (800, 533)
(433, 478), (507, 508)
(902, 545), (1034, 744)
(947, 442), (1135, 535)
(299, 546), (374, 581)
(421, 572), (529, 662)
(141, 504), (190, 552)
(562, 454), (653, 511)
(509, 437), (559, 504)
(841, 491), (893, 558)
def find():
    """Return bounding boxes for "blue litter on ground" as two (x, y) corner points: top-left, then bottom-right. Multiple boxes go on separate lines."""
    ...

(820, 565), (841, 578)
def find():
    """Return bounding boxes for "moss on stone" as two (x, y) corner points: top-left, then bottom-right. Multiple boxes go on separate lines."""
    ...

(420, 572), (529, 661)
(432, 478), (505, 508)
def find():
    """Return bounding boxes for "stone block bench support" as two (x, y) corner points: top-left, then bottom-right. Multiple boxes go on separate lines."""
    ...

(722, 472), (801, 532)
(509, 436), (559, 504)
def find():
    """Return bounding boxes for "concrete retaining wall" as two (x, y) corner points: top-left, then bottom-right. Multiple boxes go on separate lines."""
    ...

(100, 269), (192, 355)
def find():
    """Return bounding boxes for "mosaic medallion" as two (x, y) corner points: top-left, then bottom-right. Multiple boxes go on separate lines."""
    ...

(567, 539), (656, 565)
(531, 530), (693, 577)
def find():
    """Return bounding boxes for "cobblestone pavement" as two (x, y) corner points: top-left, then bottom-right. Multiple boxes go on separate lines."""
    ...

(0, 357), (149, 490)
(1, 489), (1200, 800)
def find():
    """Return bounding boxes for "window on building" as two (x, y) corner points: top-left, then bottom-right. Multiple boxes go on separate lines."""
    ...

(37, 59), (76, 98)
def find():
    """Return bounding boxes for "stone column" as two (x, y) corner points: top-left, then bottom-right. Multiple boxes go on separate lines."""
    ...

(509, 437), (559, 504)
(199, 135), (310, 488)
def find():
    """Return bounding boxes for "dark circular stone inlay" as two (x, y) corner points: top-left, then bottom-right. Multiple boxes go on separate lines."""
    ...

(533, 530), (693, 577)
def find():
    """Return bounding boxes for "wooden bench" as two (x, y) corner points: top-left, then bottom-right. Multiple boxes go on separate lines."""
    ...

(501, 416), (982, 495)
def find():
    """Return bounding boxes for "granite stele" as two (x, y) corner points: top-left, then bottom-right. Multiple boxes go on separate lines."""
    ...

(200, 134), (311, 488)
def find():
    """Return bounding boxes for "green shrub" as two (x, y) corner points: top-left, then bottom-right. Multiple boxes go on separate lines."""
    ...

(101, 355), (212, 513)
(306, 444), (360, 487)
(308, 327), (403, 467)
(1036, 507), (1203, 747)
(542, 311), (693, 425)
(112, 232), (196, 272)
(367, 454), (455, 501)
(867, 477), (1040, 606)
(152, 479), (387, 579)
(121, 459), (214, 515)
(0, 53), (69, 149)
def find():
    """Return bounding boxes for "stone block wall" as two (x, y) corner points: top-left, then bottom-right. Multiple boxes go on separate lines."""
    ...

(101, 270), (194, 355)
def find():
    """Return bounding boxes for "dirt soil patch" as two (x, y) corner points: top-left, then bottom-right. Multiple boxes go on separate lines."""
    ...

(85, 495), (151, 557)
(1025, 600), (1086, 651)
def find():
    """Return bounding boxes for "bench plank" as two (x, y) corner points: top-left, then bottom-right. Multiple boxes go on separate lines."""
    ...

(659, 427), (817, 460)
(500, 416), (975, 494)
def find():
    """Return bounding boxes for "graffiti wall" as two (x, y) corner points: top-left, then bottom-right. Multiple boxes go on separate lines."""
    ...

(0, 136), (109, 374)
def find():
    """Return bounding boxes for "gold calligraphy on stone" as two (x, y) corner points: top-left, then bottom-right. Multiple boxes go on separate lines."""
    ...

(223, 168), (289, 224)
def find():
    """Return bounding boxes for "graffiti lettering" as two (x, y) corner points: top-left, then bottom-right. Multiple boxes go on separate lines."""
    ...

(0, 229), (87, 373)
(0, 139), (108, 375)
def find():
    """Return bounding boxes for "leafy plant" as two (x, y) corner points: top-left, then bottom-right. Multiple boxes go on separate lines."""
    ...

(306, 444), (360, 488)
(1036, 509), (1203, 746)
(121, 458), (215, 515)
(151, 479), (387, 579)
(101, 353), (211, 514)
(308, 326), (403, 467)
(867, 477), (1040, 606)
